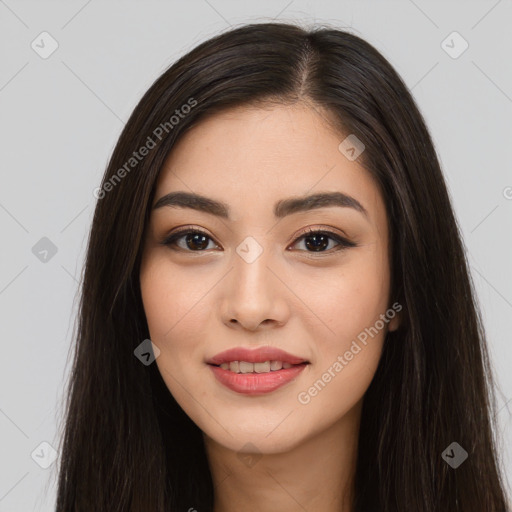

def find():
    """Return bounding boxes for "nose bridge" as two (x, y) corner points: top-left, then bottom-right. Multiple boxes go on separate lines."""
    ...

(221, 234), (287, 329)
(232, 234), (275, 296)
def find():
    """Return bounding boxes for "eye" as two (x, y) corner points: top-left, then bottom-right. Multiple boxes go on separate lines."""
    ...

(160, 226), (356, 254)
(289, 227), (356, 253)
(160, 227), (219, 252)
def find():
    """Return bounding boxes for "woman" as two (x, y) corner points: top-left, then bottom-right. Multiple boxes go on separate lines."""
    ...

(55, 22), (510, 511)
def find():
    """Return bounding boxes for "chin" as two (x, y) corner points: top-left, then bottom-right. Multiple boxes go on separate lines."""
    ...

(204, 421), (307, 455)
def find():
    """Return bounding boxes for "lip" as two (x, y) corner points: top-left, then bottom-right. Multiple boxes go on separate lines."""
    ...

(206, 346), (308, 366)
(208, 363), (309, 395)
(206, 346), (310, 396)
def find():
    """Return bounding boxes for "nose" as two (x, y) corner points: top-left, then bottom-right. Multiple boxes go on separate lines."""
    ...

(220, 246), (290, 332)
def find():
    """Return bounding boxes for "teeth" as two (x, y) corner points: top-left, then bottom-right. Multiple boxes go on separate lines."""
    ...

(254, 361), (270, 373)
(218, 360), (295, 373)
(270, 360), (283, 371)
(239, 361), (253, 374)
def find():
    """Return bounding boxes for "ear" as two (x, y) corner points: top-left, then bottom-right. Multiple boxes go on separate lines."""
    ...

(388, 312), (401, 332)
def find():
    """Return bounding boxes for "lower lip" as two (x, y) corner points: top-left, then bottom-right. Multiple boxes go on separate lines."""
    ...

(208, 363), (308, 395)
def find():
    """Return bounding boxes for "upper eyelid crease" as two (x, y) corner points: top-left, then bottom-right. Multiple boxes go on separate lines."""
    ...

(152, 191), (369, 221)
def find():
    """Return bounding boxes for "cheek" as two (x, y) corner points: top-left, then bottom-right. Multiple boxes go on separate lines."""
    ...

(321, 251), (390, 339)
(298, 273), (388, 417)
(302, 245), (390, 398)
(139, 254), (218, 385)
(140, 255), (210, 341)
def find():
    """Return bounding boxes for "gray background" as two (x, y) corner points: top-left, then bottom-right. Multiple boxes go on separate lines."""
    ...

(1, 0), (511, 509)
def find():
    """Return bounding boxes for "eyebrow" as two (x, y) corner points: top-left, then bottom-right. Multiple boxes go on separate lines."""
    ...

(153, 191), (369, 220)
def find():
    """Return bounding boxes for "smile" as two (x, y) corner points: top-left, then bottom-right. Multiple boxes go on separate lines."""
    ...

(216, 360), (294, 373)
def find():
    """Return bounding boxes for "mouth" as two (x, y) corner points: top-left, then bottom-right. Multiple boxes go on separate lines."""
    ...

(205, 346), (310, 395)
(208, 360), (309, 374)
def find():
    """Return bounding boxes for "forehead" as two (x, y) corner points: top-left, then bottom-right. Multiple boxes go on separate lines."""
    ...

(154, 104), (385, 226)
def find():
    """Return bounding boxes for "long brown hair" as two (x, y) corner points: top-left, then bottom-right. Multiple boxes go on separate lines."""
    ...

(55, 21), (510, 511)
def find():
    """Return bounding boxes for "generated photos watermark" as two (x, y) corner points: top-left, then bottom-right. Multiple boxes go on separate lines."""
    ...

(297, 301), (402, 405)
(93, 97), (197, 199)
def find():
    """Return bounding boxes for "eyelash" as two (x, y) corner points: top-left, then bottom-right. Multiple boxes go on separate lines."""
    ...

(159, 226), (356, 255)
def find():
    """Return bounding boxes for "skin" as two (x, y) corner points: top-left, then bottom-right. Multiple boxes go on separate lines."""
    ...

(139, 102), (401, 512)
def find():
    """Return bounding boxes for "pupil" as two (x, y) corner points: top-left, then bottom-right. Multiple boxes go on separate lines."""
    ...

(305, 234), (328, 252)
(187, 233), (208, 250)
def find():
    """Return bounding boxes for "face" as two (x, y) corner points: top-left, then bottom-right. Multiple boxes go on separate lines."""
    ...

(139, 103), (400, 454)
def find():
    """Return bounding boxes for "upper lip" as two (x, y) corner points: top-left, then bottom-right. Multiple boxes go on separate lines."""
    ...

(206, 346), (309, 366)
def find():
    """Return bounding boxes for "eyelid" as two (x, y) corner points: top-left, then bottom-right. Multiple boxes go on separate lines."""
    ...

(290, 225), (353, 246)
(161, 225), (220, 249)
(160, 224), (356, 253)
